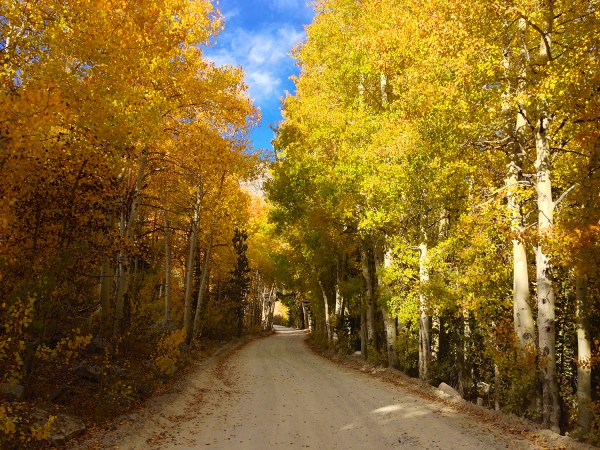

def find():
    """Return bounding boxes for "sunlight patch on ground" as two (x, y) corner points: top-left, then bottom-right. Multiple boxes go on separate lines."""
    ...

(369, 404), (430, 420)
(370, 404), (403, 414)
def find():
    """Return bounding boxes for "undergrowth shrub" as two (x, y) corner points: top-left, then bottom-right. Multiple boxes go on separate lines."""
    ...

(153, 328), (186, 378)
(310, 328), (329, 349)
(334, 330), (355, 355)
(396, 324), (419, 376)
(35, 329), (92, 367)
(0, 402), (56, 449)
(0, 296), (35, 384)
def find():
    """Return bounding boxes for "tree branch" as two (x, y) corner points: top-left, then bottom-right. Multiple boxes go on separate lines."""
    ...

(554, 184), (577, 207)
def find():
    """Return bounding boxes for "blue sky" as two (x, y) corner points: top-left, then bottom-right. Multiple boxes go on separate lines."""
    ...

(204, 0), (315, 157)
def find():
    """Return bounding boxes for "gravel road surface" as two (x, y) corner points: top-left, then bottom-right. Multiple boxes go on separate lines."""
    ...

(74, 326), (551, 449)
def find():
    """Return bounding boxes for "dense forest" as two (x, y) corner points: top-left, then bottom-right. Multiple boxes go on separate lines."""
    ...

(0, 1), (279, 446)
(267, 0), (600, 442)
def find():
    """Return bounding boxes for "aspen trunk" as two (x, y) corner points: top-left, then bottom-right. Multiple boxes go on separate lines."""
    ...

(163, 212), (172, 327)
(383, 314), (398, 369)
(261, 288), (268, 329)
(418, 241), (431, 382)
(457, 313), (470, 397)
(304, 304), (312, 333)
(191, 232), (214, 342)
(508, 158), (534, 352)
(375, 244), (399, 368)
(183, 183), (202, 341)
(114, 149), (147, 336)
(378, 77), (399, 366)
(317, 278), (332, 344)
(535, 3), (559, 431)
(268, 291), (276, 329)
(512, 236), (535, 348)
(335, 254), (345, 339)
(262, 285), (275, 330)
(502, 17), (538, 413)
(334, 280), (343, 322)
(298, 298), (305, 329)
(432, 315), (440, 363)
(508, 18), (537, 354)
(360, 245), (376, 353)
(535, 146), (559, 432)
(261, 284), (276, 330)
(251, 270), (261, 329)
(576, 269), (592, 434)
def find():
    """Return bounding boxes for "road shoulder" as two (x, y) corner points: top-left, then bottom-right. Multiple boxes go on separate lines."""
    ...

(306, 339), (595, 450)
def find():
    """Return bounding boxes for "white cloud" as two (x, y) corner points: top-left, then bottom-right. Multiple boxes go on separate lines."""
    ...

(220, 8), (240, 21)
(249, 70), (281, 97)
(206, 24), (304, 103)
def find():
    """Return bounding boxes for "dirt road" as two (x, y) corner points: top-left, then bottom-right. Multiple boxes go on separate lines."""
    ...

(76, 326), (551, 449)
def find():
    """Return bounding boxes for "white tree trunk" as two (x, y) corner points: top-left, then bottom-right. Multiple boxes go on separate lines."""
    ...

(418, 241), (431, 382)
(576, 269), (592, 434)
(360, 245), (376, 354)
(383, 313), (398, 369)
(261, 284), (276, 331)
(317, 278), (332, 343)
(163, 212), (172, 327)
(183, 182), (202, 341)
(512, 236), (535, 348)
(192, 232), (214, 342)
(376, 244), (398, 368)
(535, 4), (559, 431)
(335, 255), (345, 340)
(268, 290), (276, 328)
(458, 314), (471, 397)
(535, 136), (559, 433)
(261, 285), (276, 330)
(304, 304), (313, 333)
(507, 17), (537, 353)
(507, 153), (535, 351)
(432, 315), (440, 363)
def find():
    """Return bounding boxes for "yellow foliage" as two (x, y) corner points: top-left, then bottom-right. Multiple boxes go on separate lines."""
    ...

(0, 297), (35, 384)
(153, 329), (186, 377)
(29, 415), (57, 442)
(35, 330), (93, 366)
(0, 405), (17, 439)
(0, 402), (57, 447)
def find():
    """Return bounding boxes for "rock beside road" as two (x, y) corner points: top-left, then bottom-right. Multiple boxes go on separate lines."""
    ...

(438, 382), (462, 399)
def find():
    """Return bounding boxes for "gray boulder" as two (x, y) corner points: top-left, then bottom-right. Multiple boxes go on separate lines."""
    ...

(50, 413), (86, 444)
(438, 382), (462, 399)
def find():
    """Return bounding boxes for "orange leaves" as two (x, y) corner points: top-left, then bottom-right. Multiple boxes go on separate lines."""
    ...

(0, 0), (259, 386)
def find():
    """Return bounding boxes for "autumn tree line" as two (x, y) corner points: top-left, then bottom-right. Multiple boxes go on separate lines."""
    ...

(0, 1), (278, 445)
(267, 0), (600, 440)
